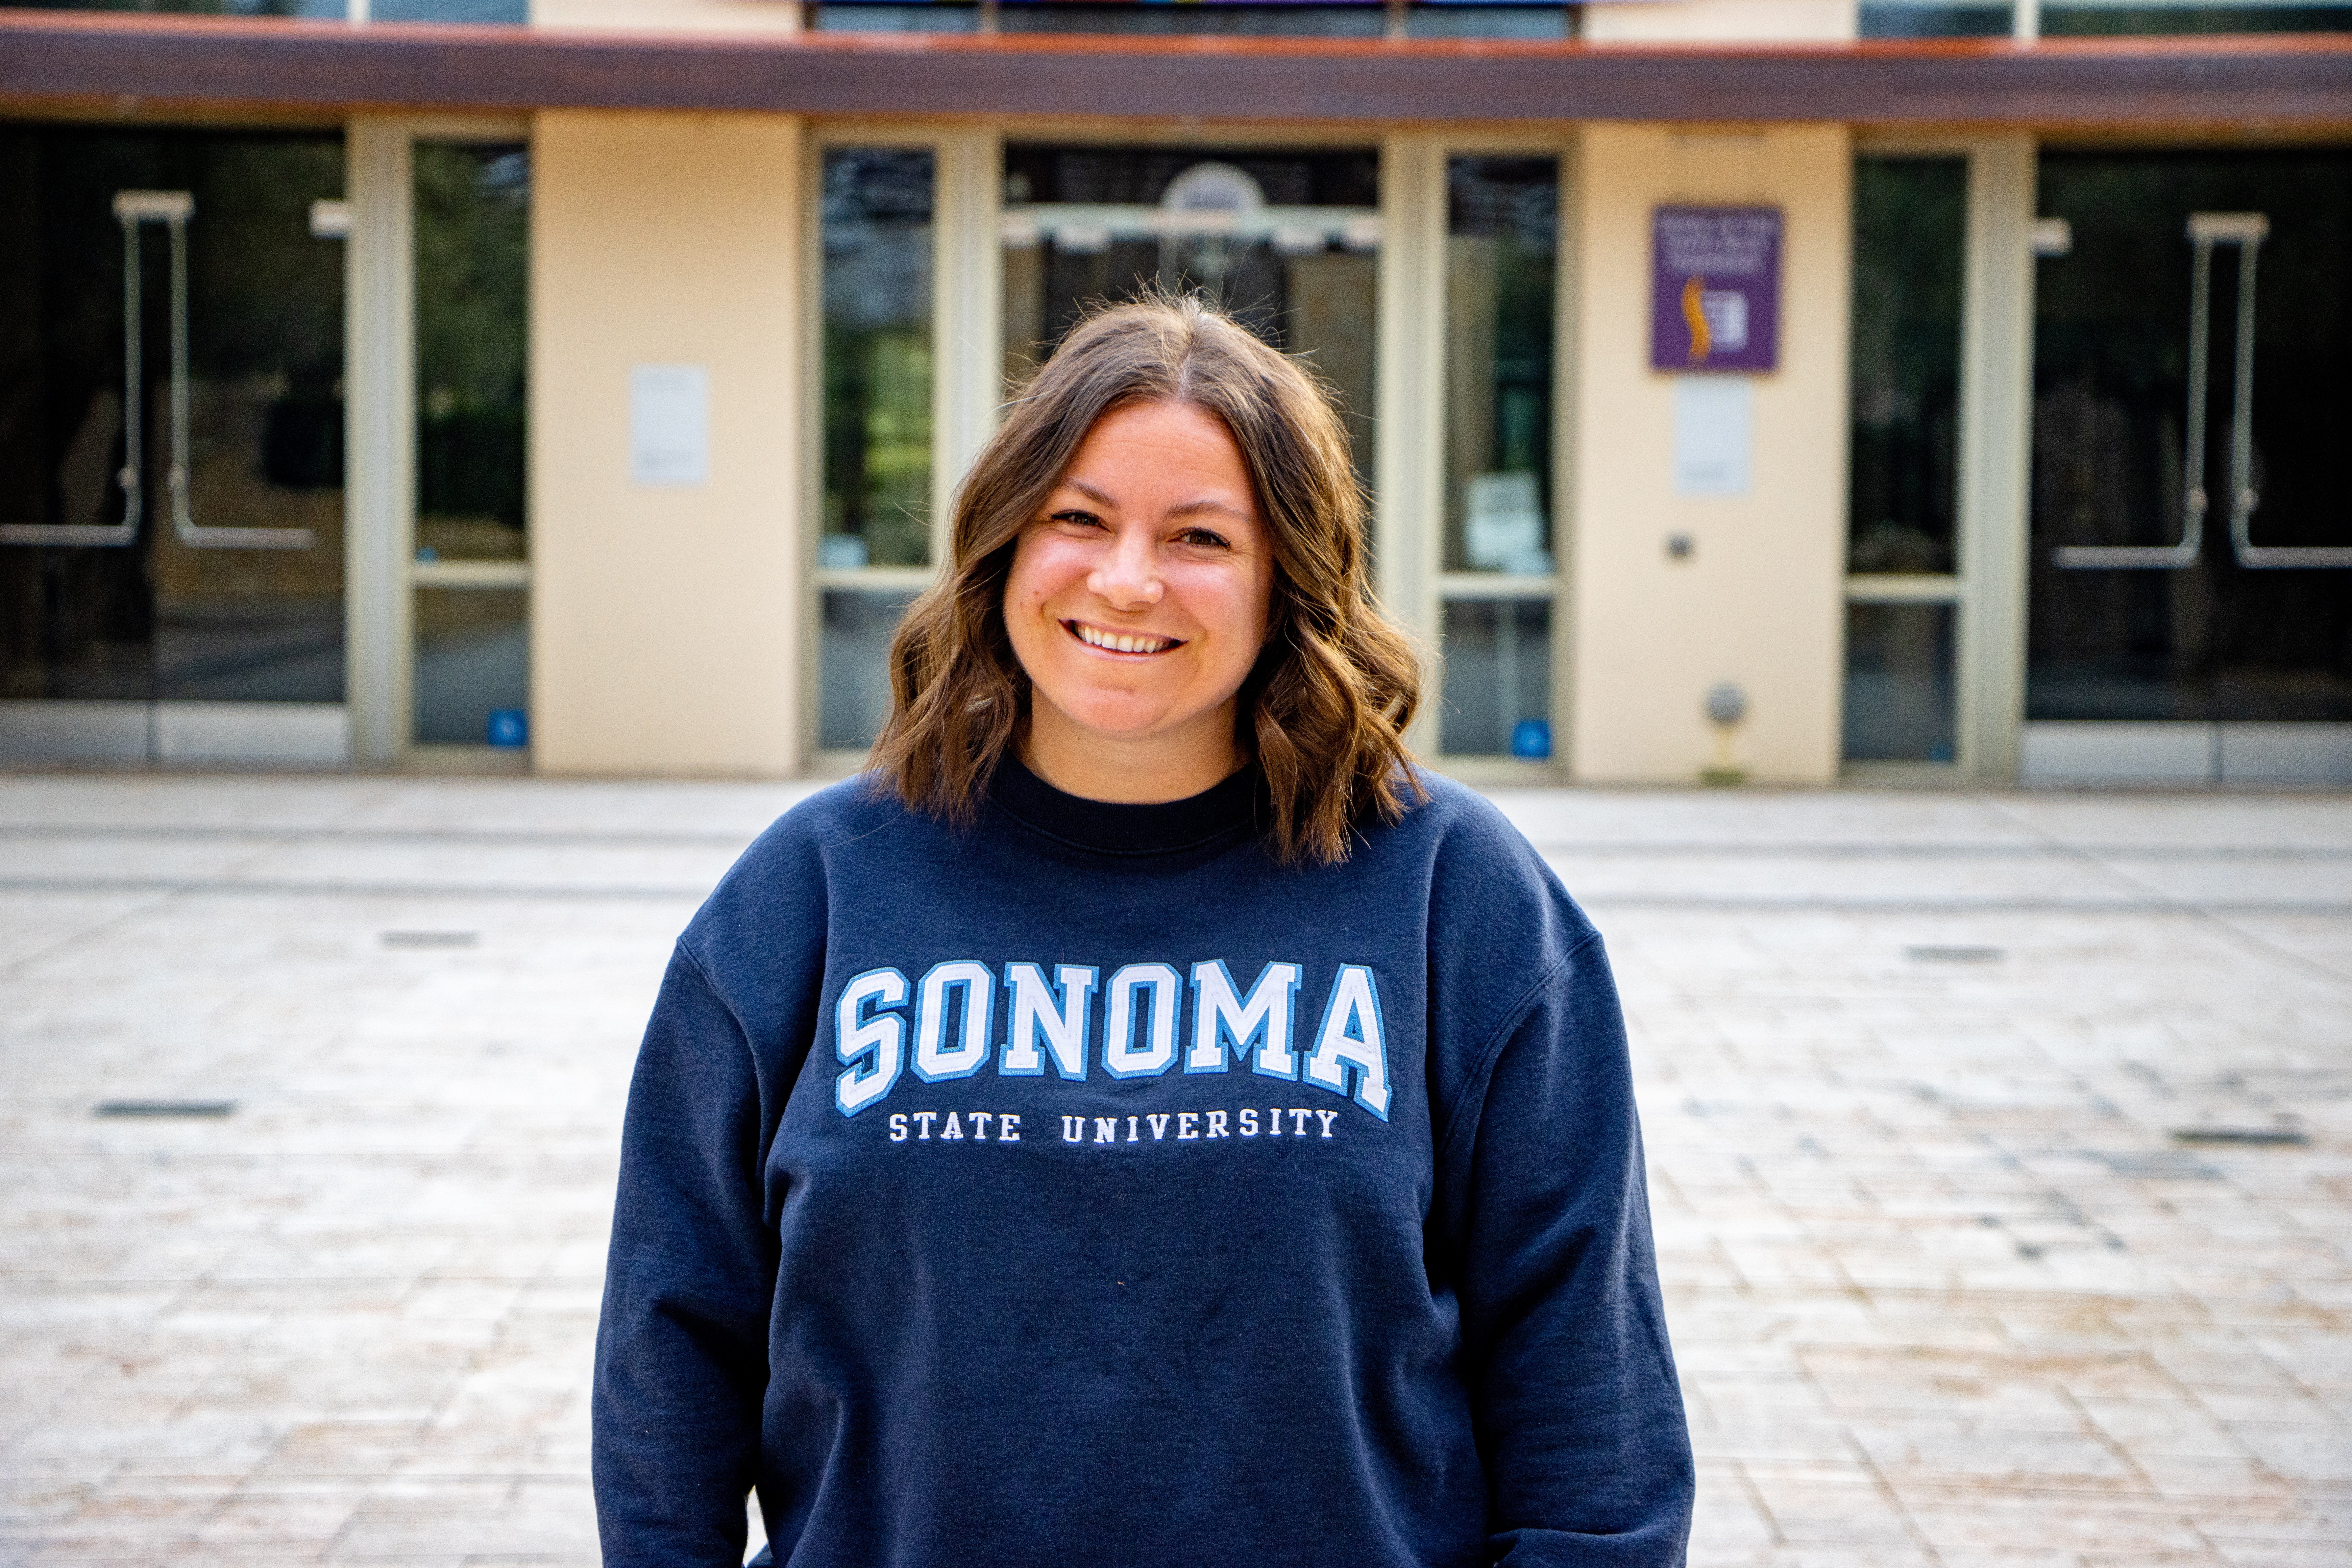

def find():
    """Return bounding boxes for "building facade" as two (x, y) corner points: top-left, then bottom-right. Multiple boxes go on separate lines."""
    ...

(2, 0), (2348, 786)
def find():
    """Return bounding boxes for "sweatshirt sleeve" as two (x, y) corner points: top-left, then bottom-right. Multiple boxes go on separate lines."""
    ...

(1432, 931), (1696, 1567)
(593, 944), (778, 1568)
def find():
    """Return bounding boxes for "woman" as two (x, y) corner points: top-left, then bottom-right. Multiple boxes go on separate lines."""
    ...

(593, 297), (1694, 1567)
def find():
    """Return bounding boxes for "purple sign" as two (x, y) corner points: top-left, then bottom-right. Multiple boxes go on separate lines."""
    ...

(1651, 206), (1782, 373)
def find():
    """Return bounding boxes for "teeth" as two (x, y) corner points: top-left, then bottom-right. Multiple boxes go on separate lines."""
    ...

(1075, 623), (1173, 655)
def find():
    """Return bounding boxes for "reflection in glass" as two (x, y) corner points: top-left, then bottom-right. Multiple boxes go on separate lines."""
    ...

(1849, 156), (1964, 574)
(824, 149), (934, 571)
(415, 587), (526, 746)
(1445, 156), (1556, 576)
(1843, 602), (1956, 762)
(0, 125), (347, 706)
(2030, 149), (2352, 724)
(415, 142), (528, 563)
(1859, 0), (2012, 34)
(13, 0), (529, 17)
(818, 0), (1572, 35)
(1001, 144), (1378, 487)
(1440, 598), (1551, 758)
(822, 588), (918, 750)
(2043, 3), (2352, 34)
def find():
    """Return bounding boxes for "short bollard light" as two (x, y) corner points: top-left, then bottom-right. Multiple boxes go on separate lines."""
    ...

(1702, 681), (1746, 786)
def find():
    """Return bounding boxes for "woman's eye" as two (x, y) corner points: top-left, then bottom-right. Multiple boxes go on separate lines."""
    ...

(1049, 510), (1106, 530)
(1178, 528), (1232, 550)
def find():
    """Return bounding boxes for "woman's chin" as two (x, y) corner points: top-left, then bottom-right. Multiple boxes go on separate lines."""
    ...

(1033, 693), (1213, 751)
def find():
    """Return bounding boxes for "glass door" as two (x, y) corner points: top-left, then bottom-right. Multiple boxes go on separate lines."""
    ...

(810, 135), (1381, 762)
(2028, 147), (2352, 783)
(1000, 140), (1379, 481)
(0, 123), (349, 762)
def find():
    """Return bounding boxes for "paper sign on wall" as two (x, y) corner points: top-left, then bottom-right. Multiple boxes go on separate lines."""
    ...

(1674, 377), (1752, 496)
(1651, 206), (1782, 373)
(630, 364), (709, 487)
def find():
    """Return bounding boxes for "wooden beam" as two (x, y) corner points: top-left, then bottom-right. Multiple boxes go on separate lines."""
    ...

(1, 11), (2348, 127)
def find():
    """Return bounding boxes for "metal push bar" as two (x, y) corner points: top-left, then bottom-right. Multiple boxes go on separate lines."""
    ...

(0, 189), (314, 550)
(2056, 210), (2349, 571)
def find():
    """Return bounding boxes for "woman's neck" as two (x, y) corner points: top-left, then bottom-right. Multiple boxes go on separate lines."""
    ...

(1018, 708), (1244, 804)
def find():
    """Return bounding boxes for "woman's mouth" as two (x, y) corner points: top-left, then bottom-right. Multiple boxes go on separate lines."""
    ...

(1067, 620), (1181, 656)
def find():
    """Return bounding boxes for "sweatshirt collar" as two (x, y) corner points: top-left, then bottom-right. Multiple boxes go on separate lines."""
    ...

(989, 754), (1262, 858)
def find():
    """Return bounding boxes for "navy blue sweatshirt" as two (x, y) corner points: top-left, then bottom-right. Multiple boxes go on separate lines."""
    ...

(593, 760), (1693, 1568)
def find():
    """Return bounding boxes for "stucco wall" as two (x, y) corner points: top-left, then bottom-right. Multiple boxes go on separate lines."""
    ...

(530, 111), (805, 775)
(1583, 0), (1858, 42)
(1566, 123), (1852, 784)
(531, 0), (800, 31)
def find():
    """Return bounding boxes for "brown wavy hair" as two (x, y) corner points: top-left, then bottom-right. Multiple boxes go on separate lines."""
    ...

(868, 294), (1424, 866)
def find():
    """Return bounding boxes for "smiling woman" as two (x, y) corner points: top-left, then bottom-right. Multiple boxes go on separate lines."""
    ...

(873, 294), (1421, 862)
(592, 295), (1695, 1568)
(1003, 399), (1275, 802)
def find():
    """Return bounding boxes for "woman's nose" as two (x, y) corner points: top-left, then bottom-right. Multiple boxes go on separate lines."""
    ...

(1086, 526), (1164, 607)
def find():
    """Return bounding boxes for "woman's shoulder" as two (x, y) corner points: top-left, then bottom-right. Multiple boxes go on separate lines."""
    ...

(1374, 767), (1601, 958)
(682, 776), (925, 950)
(1382, 768), (1552, 875)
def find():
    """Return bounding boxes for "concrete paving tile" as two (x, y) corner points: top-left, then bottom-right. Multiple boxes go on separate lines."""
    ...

(1902, 1493), (2214, 1554)
(0, 1477), (91, 1526)
(2222, 1423), (2352, 1484)
(2210, 1544), (2352, 1568)
(1687, 1465), (1780, 1553)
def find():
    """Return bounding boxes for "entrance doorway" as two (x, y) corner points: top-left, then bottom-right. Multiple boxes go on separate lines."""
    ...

(0, 124), (350, 764)
(2027, 147), (2352, 784)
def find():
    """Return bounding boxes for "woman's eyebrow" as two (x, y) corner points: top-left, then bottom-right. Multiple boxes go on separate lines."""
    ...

(1168, 498), (1252, 523)
(1062, 478), (1118, 509)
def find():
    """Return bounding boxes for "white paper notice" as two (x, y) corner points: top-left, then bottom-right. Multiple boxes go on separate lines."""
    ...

(1673, 377), (1752, 497)
(629, 365), (709, 487)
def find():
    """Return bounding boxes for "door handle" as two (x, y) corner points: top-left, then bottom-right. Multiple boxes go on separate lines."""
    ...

(2052, 213), (2256, 570)
(2210, 215), (2352, 569)
(0, 195), (158, 547)
(0, 190), (314, 552)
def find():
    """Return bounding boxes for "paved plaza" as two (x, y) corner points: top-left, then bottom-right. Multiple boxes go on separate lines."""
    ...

(0, 772), (2346, 1567)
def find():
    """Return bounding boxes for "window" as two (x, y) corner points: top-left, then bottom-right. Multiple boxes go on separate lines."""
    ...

(411, 139), (530, 749)
(818, 145), (935, 751)
(1843, 154), (1965, 767)
(1437, 154), (1559, 761)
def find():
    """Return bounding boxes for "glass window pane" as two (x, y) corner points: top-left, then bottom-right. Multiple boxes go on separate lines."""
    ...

(824, 148), (934, 571)
(13, 0), (352, 15)
(1445, 155), (1557, 577)
(0, 126), (347, 707)
(375, 0), (527, 18)
(415, 142), (528, 564)
(1439, 597), (1552, 758)
(1001, 144), (1378, 489)
(1849, 155), (1965, 574)
(2044, 3), (2352, 35)
(821, 587), (918, 750)
(2029, 148), (2352, 726)
(1860, 0), (2014, 35)
(1844, 602), (1957, 762)
(415, 587), (527, 747)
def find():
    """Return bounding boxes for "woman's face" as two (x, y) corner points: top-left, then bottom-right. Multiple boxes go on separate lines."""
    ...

(1003, 399), (1275, 798)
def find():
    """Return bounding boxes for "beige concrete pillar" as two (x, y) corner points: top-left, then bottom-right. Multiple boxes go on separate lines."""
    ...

(530, 0), (801, 31)
(530, 111), (805, 775)
(1582, 0), (1857, 42)
(1566, 123), (1852, 784)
